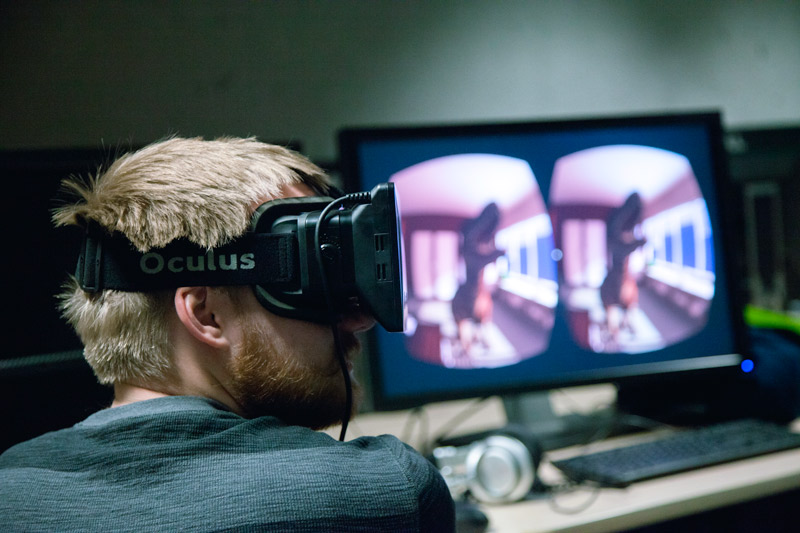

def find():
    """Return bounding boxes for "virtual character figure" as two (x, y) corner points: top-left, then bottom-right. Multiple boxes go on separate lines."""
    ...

(599, 192), (647, 347)
(451, 202), (504, 359)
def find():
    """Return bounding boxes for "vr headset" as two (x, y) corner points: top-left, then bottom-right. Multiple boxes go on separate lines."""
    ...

(74, 183), (406, 333)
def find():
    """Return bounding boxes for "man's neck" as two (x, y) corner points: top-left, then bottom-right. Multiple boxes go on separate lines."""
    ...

(110, 381), (244, 416)
(111, 383), (170, 408)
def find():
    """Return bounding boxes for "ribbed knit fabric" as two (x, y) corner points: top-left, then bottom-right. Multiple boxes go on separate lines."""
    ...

(0, 396), (454, 532)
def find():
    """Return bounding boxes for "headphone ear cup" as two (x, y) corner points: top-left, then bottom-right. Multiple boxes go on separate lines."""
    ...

(498, 423), (543, 471)
(465, 425), (543, 504)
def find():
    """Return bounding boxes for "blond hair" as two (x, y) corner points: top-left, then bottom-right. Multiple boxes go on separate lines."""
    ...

(54, 137), (330, 385)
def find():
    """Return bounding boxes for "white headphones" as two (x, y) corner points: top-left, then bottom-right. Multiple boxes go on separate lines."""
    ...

(432, 426), (542, 504)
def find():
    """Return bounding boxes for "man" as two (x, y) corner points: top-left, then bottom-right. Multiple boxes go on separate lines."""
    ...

(0, 137), (455, 532)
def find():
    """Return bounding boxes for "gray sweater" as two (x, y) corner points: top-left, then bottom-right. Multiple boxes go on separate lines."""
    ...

(0, 396), (454, 532)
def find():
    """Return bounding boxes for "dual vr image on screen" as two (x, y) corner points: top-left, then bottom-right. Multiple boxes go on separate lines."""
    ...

(75, 182), (406, 333)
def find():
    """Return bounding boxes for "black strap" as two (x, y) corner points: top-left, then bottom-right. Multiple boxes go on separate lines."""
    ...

(76, 231), (297, 292)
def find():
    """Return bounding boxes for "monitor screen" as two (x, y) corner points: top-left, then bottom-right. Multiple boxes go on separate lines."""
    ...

(339, 112), (747, 411)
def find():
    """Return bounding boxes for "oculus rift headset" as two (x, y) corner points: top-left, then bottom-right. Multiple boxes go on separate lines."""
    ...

(74, 182), (406, 334)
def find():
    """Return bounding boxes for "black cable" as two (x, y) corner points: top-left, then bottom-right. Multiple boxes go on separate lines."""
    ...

(401, 406), (429, 450)
(313, 192), (371, 441)
(314, 197), (350, 441)
(547, 481), (603, 515)
(330, 322), (352, 442)
(426, 396), (490, 455)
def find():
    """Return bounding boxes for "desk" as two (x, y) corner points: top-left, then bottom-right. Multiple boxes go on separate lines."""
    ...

(326, 386), (800, 533)
(484, 428), (800, 532)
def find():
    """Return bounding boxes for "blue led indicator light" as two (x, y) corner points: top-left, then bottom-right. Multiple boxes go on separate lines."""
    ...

(741, 359), (755, 373)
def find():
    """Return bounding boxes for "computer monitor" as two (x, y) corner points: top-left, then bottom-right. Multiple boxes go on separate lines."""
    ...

(339, 112), (750, 442)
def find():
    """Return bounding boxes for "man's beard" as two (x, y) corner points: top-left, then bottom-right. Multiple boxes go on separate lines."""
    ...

(228, 316), (362, 430)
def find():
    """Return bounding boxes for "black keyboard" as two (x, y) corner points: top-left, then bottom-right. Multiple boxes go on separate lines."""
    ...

(552, 418), (800, 488)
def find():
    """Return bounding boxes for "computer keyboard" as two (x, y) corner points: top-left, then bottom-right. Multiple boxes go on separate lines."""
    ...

(551, 418), (800, 488)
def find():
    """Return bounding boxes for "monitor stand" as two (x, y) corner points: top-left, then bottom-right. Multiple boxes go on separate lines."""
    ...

(502, 390), (638, 451)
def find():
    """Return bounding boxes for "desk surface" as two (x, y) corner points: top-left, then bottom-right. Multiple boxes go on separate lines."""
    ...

(484, 432), (800, 533)
(327, 387), (800, 533)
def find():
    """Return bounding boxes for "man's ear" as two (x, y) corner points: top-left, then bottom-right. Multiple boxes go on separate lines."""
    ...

(174, 286), (229, 349)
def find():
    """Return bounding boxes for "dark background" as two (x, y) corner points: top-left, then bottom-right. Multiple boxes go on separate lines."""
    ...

(2, 3), (799, 529)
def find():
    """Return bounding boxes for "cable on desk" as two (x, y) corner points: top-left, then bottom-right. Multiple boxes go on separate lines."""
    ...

(533, 396), (675, 514)
(401, 406), (429, 451)
(550, 388), (676, 447)
(546, 480), (604, 515)
(426, 396), (492, 454)
(551, 387), (615, 414)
